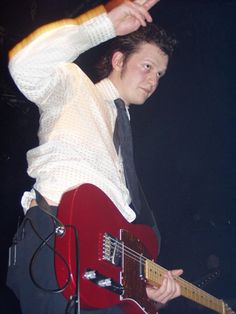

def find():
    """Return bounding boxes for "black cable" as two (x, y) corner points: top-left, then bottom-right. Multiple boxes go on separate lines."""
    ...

(65, 224), (80, 314)
(27, 189), (81, 313)
(23, 217), (71, 294)
(22, 217), (80, 313)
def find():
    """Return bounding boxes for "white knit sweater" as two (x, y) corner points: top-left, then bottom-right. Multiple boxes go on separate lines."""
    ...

(9, 5), (136, 222)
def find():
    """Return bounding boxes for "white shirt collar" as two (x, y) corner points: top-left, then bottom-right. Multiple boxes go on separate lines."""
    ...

(96, 78), (120, 103)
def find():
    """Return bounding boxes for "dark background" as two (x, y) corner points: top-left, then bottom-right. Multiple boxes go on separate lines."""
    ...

(0, 0), (236, 313)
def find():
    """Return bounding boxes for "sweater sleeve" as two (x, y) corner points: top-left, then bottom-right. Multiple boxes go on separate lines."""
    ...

(8, 5), (116, 105)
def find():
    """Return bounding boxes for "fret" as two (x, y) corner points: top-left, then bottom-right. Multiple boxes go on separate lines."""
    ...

(145, 260), (226, 314)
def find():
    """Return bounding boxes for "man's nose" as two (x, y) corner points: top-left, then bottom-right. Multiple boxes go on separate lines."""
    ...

(148, 73), (159, 89)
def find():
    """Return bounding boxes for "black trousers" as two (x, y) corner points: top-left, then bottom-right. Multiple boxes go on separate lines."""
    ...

(7, 206), (123, 314)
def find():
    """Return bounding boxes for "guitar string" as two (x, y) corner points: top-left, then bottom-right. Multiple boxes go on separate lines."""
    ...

(104, 235), (223, 309)
(106, 237), (222, 310)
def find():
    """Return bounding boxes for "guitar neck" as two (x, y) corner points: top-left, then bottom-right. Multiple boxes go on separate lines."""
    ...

(145, 260), (225, 314)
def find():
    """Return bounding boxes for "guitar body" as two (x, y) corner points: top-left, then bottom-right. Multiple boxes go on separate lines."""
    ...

(55, 184), (159, 313)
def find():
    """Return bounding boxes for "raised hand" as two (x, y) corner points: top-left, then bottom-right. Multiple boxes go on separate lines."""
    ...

(106, 0), (160, 36)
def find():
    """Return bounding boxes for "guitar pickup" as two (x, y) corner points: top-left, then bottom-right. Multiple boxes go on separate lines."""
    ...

(83, 269), (124, 295)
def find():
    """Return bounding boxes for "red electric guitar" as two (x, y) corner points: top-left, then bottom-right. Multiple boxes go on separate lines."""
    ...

(55, 184), (234, 314)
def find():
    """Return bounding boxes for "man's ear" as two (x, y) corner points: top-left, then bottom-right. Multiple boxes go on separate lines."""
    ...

(111, 51), (124, 72)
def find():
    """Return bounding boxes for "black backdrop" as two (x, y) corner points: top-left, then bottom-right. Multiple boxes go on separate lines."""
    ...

(0, 1), (236, 313)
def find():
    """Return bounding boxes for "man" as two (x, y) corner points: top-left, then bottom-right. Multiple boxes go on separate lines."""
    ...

(7, 0), (183, 313)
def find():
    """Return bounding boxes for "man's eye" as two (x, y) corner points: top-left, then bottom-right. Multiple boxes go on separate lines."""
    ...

(144, 64), (151, 70)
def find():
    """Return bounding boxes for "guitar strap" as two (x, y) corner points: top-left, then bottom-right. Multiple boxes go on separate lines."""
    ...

(34, 189), (65, 236)
(131, 183), (161, 256)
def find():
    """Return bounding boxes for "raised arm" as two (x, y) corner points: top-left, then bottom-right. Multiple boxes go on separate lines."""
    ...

(8, 1), (160, 105)
(8, 5), (115, 105)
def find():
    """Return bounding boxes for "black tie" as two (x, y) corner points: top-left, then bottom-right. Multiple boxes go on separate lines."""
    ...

(113, 98), (161, 249)
(114, 98), (142, 214)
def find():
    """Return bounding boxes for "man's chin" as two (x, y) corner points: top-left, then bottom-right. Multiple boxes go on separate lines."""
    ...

(130, 101), (145, 106)
(133, 98), (147, 105)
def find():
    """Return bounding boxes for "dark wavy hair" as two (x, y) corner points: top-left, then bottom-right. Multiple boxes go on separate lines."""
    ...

(96, 23), (176, 81)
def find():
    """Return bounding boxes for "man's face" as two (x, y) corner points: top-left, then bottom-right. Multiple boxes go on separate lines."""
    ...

(109, 42), (169, 105)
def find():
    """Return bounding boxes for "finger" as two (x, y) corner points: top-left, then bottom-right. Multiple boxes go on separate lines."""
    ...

(134, 0), (160, 11)
(130, 2), (153, 23)
(127, 3), (148, 26)
(154, 278), (170, 302)
(164, 272), (182, 299)
(170, 269), (184, 277)
(160, 278), (179, 303)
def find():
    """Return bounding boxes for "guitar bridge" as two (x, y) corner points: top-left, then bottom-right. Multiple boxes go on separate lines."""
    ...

(101, 233), (122, 267)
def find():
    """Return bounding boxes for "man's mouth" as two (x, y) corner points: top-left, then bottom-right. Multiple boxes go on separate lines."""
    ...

(140, 87), (152, 96)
